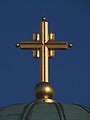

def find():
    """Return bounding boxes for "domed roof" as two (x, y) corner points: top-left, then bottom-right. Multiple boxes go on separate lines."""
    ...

(0, 101), (90, 120)
(4, 17), (89, 120)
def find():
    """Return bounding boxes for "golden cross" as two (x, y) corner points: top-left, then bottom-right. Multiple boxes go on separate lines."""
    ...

(16, 17), (72, 83)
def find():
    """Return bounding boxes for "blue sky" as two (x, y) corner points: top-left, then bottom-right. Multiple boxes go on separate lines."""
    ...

(0, 0), (90, 107)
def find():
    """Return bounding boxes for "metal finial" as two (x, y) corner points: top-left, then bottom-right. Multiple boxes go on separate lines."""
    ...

(42, 17), (46, 21)
(16, 17), (72, 102)
(16, 43), (20, 47)
(69, 43), (73, 48)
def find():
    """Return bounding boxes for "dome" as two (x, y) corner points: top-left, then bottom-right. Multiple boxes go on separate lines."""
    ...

(4, 17), (89, 120)
(0, 101), (90, 120)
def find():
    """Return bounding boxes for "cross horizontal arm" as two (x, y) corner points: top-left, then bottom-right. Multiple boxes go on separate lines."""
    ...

(46, 42), (72, 49)
(16, 41), (42, 49)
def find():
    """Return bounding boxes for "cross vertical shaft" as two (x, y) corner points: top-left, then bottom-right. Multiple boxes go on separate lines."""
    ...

(40, 19), (49, 82)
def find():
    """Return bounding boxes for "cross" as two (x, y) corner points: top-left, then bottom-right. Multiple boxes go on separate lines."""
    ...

(16, 17), (72, 83)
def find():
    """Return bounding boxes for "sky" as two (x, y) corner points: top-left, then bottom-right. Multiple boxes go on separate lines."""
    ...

(0, 0), (90, 107)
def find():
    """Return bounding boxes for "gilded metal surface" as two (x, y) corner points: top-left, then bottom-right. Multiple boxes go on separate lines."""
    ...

(33, 33), (40, 58)
(34, 98), (56, 103)
(16, 18), (72, 83)
(34, 82), (54, 99)
(48, 33), (55, 58)
(16, 17), (72, 101)
(40, 21), (49, 82)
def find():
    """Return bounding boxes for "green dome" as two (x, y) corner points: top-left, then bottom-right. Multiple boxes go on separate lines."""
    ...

(0, 101), (90, 120)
